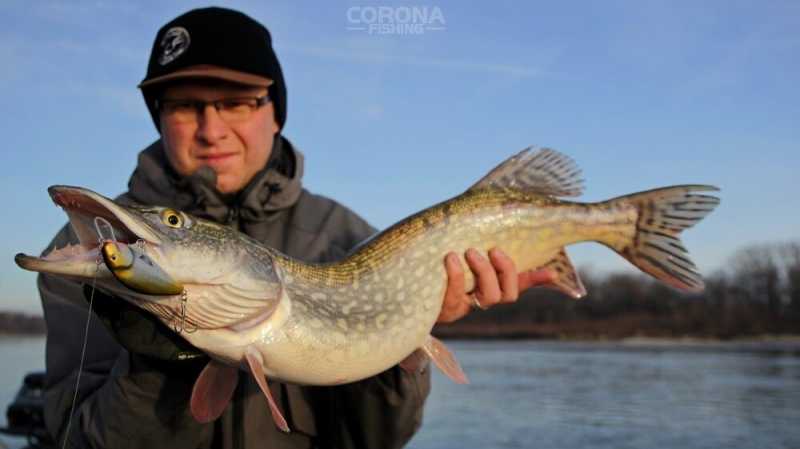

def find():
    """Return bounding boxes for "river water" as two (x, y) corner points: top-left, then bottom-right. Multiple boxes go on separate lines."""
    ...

(1, 337), (798, 449)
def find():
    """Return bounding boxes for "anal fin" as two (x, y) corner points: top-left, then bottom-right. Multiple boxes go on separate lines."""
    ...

(245, 348), (290, 433)
(190, 360), (239, 423)
(539, 249), (586, 299)
(421, 335), (468, 384)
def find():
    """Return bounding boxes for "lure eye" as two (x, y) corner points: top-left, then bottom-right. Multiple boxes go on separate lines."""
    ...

(161, 209), (184, 228)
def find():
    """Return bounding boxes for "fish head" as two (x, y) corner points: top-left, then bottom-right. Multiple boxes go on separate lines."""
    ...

(16, 186), (283, 329)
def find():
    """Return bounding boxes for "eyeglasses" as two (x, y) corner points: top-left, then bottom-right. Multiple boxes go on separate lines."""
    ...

(155, 94), (270, 124)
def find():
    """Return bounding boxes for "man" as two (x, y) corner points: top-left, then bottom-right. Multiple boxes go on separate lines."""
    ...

(39, 7), (553, 449)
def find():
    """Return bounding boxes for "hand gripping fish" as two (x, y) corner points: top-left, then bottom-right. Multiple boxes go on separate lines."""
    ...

(15, 148), (720, 431)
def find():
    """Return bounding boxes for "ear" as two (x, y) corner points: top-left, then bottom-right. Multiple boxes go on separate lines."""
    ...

(266, 101), (281, 134)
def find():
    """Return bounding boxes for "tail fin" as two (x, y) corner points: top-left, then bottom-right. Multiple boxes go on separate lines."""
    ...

(609, 185), (720, 292)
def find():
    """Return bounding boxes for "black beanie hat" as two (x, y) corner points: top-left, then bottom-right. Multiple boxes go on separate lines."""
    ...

(139, 7), (287, 130)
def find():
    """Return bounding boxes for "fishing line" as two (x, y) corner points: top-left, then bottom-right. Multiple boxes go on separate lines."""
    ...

(60, 242), (102, 449)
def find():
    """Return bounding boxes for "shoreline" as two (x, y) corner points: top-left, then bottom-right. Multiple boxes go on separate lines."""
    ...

(0, 312), (45, 336)
(437, 335), (800, 356)
(432, 333), (800, 343)
(1, 311), (798, 346)
(2, 330), (799, 345)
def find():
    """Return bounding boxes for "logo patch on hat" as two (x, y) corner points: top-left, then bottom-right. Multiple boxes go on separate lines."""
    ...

(158, 27), (190, 65)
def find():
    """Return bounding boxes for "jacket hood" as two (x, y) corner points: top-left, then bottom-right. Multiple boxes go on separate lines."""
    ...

(127, 134), (304, 224)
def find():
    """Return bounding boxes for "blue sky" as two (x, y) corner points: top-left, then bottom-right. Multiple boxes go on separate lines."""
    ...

(0, 1), (798, 313)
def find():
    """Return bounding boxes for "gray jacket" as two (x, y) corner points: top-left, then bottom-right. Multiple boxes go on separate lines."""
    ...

(39, 137), (431, 449)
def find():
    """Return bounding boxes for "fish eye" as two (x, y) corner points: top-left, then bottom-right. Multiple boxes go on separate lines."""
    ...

(161, 209), (184, 228)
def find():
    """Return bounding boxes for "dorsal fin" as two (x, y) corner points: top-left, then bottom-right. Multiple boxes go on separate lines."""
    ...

(469, 147), (584, 197)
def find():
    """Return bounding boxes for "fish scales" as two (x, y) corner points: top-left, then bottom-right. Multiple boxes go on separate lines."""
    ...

(278, 187), (636, 304)
(260, 188), (641, 385)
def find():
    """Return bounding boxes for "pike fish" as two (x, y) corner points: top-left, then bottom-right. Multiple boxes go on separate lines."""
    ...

(15, 148), (720, 431)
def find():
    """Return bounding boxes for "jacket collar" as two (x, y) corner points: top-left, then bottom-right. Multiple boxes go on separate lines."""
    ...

(127, 134), (304, 224)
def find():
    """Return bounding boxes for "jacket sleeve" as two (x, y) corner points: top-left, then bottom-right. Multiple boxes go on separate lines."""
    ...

(39, 225), (212, 449)
(317, 202), (433, 449)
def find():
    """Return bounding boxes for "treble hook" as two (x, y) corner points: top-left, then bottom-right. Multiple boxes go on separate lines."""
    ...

(174, 289), (197, 334)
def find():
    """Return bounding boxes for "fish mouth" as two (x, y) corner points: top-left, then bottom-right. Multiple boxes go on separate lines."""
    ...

(15, 185), (162, 278)
(48, 185), (162, 247)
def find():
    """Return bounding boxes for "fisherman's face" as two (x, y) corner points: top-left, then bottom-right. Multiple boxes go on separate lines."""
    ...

(159, 81), (279, 194)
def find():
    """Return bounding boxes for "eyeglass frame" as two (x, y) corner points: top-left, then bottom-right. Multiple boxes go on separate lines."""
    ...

(154, 94), (271, 124)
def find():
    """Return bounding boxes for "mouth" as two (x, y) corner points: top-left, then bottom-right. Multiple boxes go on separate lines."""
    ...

(197, 152), (238, 167)
(15, 185), (162, 277)
(198, 152), (236, 159)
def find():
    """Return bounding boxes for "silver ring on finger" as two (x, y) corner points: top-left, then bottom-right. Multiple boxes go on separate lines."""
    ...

(470, 293), (488, 310)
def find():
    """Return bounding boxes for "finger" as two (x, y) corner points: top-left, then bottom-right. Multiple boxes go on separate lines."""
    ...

(444, 252), (466, 299)
(438, 252), (471, 323)
(465, 248), (502, 307)
(518, 268), (558, 291)
(488, 248), (519, 302)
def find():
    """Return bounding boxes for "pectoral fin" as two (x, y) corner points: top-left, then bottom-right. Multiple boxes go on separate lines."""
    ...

(420, 335), (469, 384)
(245, 348), (290, 433)
(190, 360), (239, 423)
(539, 248), (586, 299)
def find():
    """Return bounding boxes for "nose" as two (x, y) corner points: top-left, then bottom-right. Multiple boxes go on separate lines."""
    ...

(195, 104), (228, 144)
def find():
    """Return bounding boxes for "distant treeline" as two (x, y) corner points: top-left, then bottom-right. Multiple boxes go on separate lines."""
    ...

(0, 312), (45, 335)
(435, 241), (800, 339)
